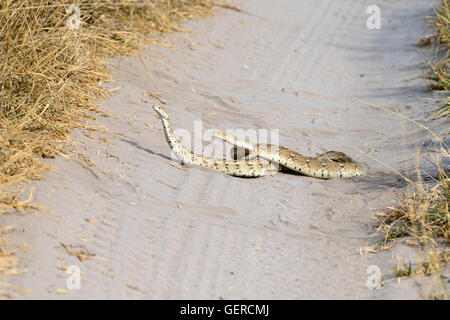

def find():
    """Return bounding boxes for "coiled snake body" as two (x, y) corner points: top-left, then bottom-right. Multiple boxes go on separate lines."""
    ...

(153, 105), (364, 179)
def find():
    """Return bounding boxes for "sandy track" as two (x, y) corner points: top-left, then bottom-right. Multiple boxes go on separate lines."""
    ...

(3, 0), (446, 299)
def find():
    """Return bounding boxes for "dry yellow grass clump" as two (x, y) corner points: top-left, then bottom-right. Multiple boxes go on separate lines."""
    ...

(376, 166), (449, 248)
(0, 0), (218, 295)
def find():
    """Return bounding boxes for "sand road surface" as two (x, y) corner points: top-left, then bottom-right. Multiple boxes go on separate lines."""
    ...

(3, 0), (447, 299)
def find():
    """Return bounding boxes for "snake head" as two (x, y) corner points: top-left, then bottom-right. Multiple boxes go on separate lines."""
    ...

(153, 104), (169, 120)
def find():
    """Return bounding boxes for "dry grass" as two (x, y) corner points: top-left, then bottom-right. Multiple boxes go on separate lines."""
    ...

(0, 0), (219, 298)
(372, 4), (450, 297)
(394, 249), (449, 299)
(373, 117), (449, 298)
(372, 0), (450, 288)
(374, 137), (449, 298)
(376, 155), (449, 247)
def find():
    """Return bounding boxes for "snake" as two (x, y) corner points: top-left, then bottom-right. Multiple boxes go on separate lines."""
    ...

(213, 131), (364, 179)
(153, 104), (364, 179)
(153, 104), (276, 177)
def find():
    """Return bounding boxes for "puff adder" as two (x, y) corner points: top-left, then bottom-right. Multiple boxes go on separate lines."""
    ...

(153, 104), (364, 179)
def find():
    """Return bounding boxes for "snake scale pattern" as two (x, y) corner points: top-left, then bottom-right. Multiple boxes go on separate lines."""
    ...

(153, 105), (364, 179)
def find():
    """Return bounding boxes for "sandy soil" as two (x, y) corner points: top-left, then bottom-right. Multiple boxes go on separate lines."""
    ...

(3, 0), (448, 299)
